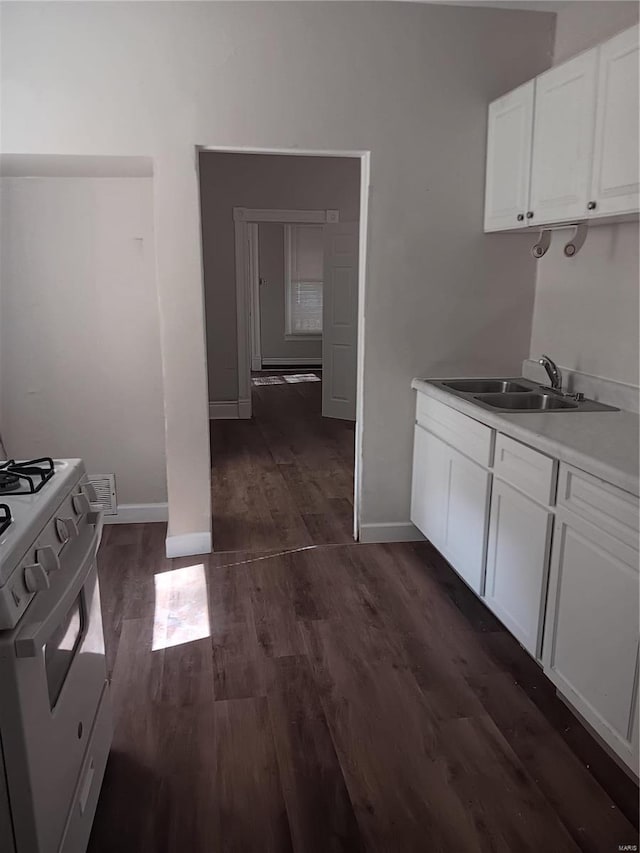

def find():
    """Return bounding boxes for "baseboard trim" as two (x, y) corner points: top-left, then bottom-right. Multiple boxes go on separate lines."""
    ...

(358, 522), (425, 544)
(261, 358), (322, 367)
(209, 400), (240, 419)
(103, 503), (168, 525)
(209, 398), (252, 419)
(165, 531), (212, 558)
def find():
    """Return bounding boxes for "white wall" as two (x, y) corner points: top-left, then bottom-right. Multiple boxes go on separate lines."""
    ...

(529, 2), (640, 389)
(1, 2), (555, 542)
(553, 1), (640, 63)
(199, 152), (360, 400)
(0, 175), (167, 506)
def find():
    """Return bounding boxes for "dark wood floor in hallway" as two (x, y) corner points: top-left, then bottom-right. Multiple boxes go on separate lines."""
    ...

(210, 372), (355, 552)
(88, 378), (638, 852)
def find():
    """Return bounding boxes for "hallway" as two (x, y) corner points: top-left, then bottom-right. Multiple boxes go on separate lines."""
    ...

(210, 372), (355, 551)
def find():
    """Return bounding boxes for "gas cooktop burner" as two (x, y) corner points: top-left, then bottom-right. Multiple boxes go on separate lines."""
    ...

(0, 472), (21, 493)
(0, 504), (11, 535)
(0, 458), (55, 495)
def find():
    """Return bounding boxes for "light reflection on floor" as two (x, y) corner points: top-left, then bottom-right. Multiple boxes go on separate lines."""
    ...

(152, 564), (210, 651)
(252, 373), (321, 386)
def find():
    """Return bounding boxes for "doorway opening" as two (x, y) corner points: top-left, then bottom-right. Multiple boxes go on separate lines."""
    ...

(197, 148), (370, 551)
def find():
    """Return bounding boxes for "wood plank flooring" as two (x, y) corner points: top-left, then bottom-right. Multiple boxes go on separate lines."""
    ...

(210, 372), (355, 551)
(88, 377), (639, 852)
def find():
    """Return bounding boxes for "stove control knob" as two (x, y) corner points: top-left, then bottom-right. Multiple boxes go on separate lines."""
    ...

(35, 546), (60, 574)
(23, 563), (50, 593)
(84, 482), (98, 502)
(55, 517), (78, 544)
(72, 492), (90, 515)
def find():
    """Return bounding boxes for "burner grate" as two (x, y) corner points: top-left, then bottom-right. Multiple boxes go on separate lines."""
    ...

(0, 458), (55, 494)
(0, 504), (12, 535)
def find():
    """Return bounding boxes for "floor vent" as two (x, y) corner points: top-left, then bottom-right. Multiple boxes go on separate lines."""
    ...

(87, 474), (117, 515)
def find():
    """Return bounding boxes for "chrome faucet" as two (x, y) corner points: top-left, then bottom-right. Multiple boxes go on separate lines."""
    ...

(538, 354), (562, 391)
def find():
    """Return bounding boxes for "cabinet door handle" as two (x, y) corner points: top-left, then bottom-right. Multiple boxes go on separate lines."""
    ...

(526, 211), (534, 219)
(587, 201), (597, 210)
(517, 213), (524, 221)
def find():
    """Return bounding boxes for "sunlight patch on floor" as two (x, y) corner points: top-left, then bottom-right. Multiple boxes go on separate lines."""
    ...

(252, 373), (321, 386)
(152, 564), (210, 651)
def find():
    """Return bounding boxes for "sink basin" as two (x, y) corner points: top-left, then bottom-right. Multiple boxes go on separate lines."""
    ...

(444, 379), (531, 394)
(476, 392), (578, 411)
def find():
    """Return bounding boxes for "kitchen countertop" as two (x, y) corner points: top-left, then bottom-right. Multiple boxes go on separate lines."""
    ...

(412, 377), (640, 497)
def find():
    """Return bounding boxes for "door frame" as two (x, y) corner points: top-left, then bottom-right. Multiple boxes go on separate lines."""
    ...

(248, 223), (262, 372)
(198, 145), (371, 542)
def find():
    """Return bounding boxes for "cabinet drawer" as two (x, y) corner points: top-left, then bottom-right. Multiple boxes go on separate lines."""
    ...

(415, 393), (494, 466)
(557, 464), (639, 550)
(494, 433), (557, 506)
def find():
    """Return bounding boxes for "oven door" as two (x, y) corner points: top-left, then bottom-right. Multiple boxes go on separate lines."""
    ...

(0, 520), (107, 853)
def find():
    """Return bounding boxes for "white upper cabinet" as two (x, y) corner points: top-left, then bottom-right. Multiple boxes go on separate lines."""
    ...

(484, 24), (640, 232)
(484, 81), (534, 231)
(589, 24), (640, 217)
(529, 48), (598, 226)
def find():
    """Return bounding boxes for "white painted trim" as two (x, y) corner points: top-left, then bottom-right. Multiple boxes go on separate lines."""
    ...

(354, 152), (371, 541)
(209, 400), (241, 419)
(103, 503), (169, 525)
(284, 224), (293, 335)
(234, 219), (252, 419)
(234, 207), (330, 223)
(201, 146), (371, 548)
(209, 399), (252, 419)
(358, 522), (425, 544)
(248, 223), (262, 371)
(199, 145), (370, 158)
(261, 358), (322, 367)
(165, 531), (212, 559)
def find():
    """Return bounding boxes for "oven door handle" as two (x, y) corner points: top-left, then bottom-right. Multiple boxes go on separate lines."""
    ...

(14, 516), (103, 659)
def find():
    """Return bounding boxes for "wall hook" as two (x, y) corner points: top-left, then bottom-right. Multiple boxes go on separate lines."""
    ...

(531, 229), (552, 259)
(563, 221), (588, 257)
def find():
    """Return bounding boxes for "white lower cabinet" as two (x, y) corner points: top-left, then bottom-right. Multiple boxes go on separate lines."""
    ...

(411, 424), (448, 549)
(484, 479), (553, 657)
(543, 508), (639, 774)
(411, 392), (639, 774)
(411, 423), (490, 594)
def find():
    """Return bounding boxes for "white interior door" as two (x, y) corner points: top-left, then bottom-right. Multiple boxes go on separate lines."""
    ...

(322, 222), (358, 421)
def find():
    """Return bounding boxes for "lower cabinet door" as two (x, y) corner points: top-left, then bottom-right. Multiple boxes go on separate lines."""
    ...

(411, 424), (491, 593)
(411, 424), (448, 550)
(543, 510), (640, 773)
(484, 479), (552, 657)
(439, 443), (492, 595)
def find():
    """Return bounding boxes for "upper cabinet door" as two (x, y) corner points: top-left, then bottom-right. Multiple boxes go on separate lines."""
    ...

(529, 48), (598, 225)
(589, 25), (640, 217)
(484, 81), (534, 232)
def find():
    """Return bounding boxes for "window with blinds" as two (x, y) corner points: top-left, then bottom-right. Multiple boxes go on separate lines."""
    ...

(285, 224), (323, 337)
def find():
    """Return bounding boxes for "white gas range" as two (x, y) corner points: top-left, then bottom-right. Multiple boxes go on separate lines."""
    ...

(0, 458), (112, 853)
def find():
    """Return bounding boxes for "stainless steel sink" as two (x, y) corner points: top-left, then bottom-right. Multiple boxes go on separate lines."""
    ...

(476, 392), (579, 411)
(444, 379), (531, 394)
(426, 377), (619, 412)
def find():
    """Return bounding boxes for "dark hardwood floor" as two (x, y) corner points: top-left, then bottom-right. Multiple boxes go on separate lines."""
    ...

(210, 372), (355, 551)
(89, 377), (639, 852)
